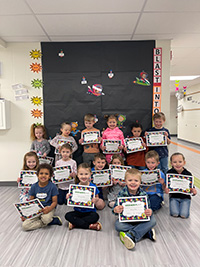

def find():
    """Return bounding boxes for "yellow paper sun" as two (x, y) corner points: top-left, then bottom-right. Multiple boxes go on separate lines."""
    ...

(30, 63), (42, 73)
(31, 96), (43, 106)
(31, 109), (43, 119)
(30, 49), (42, 60)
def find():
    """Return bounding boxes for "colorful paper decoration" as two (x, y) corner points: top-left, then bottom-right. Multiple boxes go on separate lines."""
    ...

(30, 63), (42, 73)
(183, 86), (187, 95)
(71, 122), (80, 136)
(31, 109), (43, 119)
(133, 71), (151, 86)
(108, 70), (114, 79)
(58, 49), (64, 57)
(31, 96), (43, 106)
(81, 76), (87, 84)
(117, 114), (126, 128)
(87, 84), (105, 96)
(30, 49), (42, 60)
(31, 79), (43, 89)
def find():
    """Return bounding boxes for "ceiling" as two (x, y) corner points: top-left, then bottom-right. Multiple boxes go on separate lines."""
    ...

(1, 0), (200, 90)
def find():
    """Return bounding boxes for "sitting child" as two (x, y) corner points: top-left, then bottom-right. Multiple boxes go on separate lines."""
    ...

(113, 168), (156, 250)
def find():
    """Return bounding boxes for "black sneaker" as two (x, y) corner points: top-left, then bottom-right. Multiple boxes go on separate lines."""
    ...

(144, 228), (156, 241)
(48, 216), (62, 226)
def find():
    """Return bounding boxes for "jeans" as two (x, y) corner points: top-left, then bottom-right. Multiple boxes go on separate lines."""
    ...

(149, 194), (162, 211)
(158, 157), (168, 176)
(169, 197), (191, 218)
(115, 214), (156, 242)
(130, 165), (146, 170)
(58, 188), (68, 205)
(65, 210), (99, 229)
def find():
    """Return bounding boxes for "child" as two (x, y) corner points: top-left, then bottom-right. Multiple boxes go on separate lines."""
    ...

(166, 152), (197, 218)
(142, 150), (166, 211)
(126, 122), (148, 170)
(22, 163), (62, 231)
(108, 155), (126, 208)
(79, 114), (101, 165)
(113, 168), (156, 250)
(55, 143), (77, 205)
(17, 151), (39, 203)
(50, 122), (78, 162)
(101, 114), (125, 164)
(146, 112), (171, 175)
(65, 163), (102, 231)
(30, 123), (50, 157)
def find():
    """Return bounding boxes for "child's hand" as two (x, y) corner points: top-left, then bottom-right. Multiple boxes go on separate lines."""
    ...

(17, 177), (21, 183)
(71, 172), (76, 178)
(167, 137), (171, 145)
(43, 152), (47, 157)
(118, 181), (124, 186)
(21, 216), (26, 222)
(145, 208), (152, 217)
(79, 138), (84, 144)
(158, 178), (164, 185)
(124, 147), (127, 153)
(191, 188), (197, 195)
(114, 205), (124, 214)
(118, 145), (123, 150)
(113, 179), (118, 185)
(58, 146), (61, 153)
(144, 131), (148, 136)
(165, 188), (169, 194)
(98, 137), (102, 142)
(101, 146), (106, 151)
(42, 206), (51, 214)
(66, 193), (71, 199)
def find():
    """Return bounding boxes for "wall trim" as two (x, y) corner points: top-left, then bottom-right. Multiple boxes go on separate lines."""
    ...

(0, 182), (17, 186)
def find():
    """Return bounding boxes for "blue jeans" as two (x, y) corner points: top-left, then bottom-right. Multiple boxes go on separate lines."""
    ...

(169, 198), (191, 218)
(130, 165), (146, 170)
(115, 214), (156, 242)
(149, 194), (162, 211)
(58, 188), (68, 205)
(158, 157), (168, 176)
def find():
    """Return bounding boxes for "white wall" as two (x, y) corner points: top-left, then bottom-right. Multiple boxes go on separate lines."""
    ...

(170, 94), (177, 135)
(178, 84), (200, 144)
(0, 43), (43, 182)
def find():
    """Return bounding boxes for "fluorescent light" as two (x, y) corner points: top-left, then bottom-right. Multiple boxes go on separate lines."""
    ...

(170, 75), (200, 81)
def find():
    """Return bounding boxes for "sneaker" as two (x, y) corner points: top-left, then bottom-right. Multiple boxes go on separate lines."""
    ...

(68, 222), (75, 230)
(144, 228), (156, 241)
(49, 216), (62, 226)
(89, 222), (102, 231)
(119, 231), (135, 250)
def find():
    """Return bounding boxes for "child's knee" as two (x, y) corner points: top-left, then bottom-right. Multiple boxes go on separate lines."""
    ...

(41, 214), (53, 225)
(22, 220), (30, 231)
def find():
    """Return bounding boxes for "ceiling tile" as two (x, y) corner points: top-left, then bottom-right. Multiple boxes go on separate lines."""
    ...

(0, 0), (32, 15)
(50, 35), (131, 42)
(1, 36), (50, 42)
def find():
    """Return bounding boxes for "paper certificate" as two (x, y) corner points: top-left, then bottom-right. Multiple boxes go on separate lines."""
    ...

(125, 137), (146, 154)
(140, 169), (161, 186)
(14, 199), (44, 220)
(166, 174), (193, 195)
(103, 140), (122, 154)
(91, 169), (112, 187)
(18, 170), (38, 188)
(55, 140), (74, 154)
(109, 165), (131, 182)
(146, 131), (167, 146)
(67, 184), (95, 208)
(82, 131), (100, 144)
(38, 156), (54, 165)
(52, 166), (72, 184)
(118, 196), (150, 222)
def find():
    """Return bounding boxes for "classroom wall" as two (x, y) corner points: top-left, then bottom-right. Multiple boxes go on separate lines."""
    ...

(178, 83), (200, 144)
(170, 94), (177, 135)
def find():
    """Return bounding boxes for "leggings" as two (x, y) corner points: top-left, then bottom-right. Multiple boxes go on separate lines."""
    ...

(65, 210), (99, 229)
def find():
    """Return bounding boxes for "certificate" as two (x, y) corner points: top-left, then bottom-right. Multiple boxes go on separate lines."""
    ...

(146, 131), (167, 146)
(125, 137), (146, 154)
(166, 174), (193, 195)
(14, 199), (44, 220)
(55, 140), (74, 154)
(67, 184), (96, 208)
(38, 156), (54, 165)
(91, 169), (112, 187)
(52, 166), (73, 184)
(103, 140), (122, 154)
(109, 165), (131, 182)
(140, 169), (161, 186)
(118, 196), (150, 222)
(81, 131), (100, 144)
(18, 170), (38, 188)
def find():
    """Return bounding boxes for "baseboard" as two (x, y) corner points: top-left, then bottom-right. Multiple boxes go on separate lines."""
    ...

(171, 134), (177, 137)
(0, 181), (17, 186)
(177, 138), (200, 147)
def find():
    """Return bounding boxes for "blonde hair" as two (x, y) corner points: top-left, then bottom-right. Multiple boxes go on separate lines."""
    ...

(84, 113), (95, 122)
(153, 112), (166, 121)
(125, 168), (142, 182)
(22, 151), (39, 170)
(111, 154), (124, 165)
(75, 163), (91, 184)
(145, 150), (159, 162)
(30, 123), (47, 141)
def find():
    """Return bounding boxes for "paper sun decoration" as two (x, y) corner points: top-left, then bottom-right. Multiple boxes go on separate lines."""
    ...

(31, 79), (43, 89)
(30, 49), (42, 60)
(30, 63), (42, 73)
(87, 84), (105, 96)
(31, 109), (43, 119)
(31, 96), (43, 106)
(133, 71), (150, 86)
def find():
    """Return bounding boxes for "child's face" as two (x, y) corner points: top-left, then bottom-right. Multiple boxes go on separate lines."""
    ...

(154, 118), (164, 129)
(146, 157), (159, 170)
(60, 148), (71, 160)
(125, 174), (141, 194)
(35, 127), (44, 140)
(93, 158), (106, 170)
(78, 167), (91, 185)
(171, 155), (186, 173)
(85, 120), (95, 130)
(111, 158), (122, 165)
(38, 168), (51, 186)
(26, 156), (37, 170)
(107, 118), (117, 130)
(131, 127), (142, 137)
(61, 125), (71, 137)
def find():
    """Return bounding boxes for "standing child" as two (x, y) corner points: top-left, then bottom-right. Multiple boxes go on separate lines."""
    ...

(101, 114), (125, 164)
(108, 155), (126, 208)
(143, 151), (166, 211)
(30, 123), (50, 157)
(65, 163), (102, 231)
(166, 152), (197, 218)
(146, 112), (171, 175)
(22, 163), (62, 231)
(55, 143), (77, 205)
(17, 152), (39, 203)
(50, 122), (78, 162)
(113, 169), (156, 250)
(79, 113), (101, 165)
(126, 122), (148, 170)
